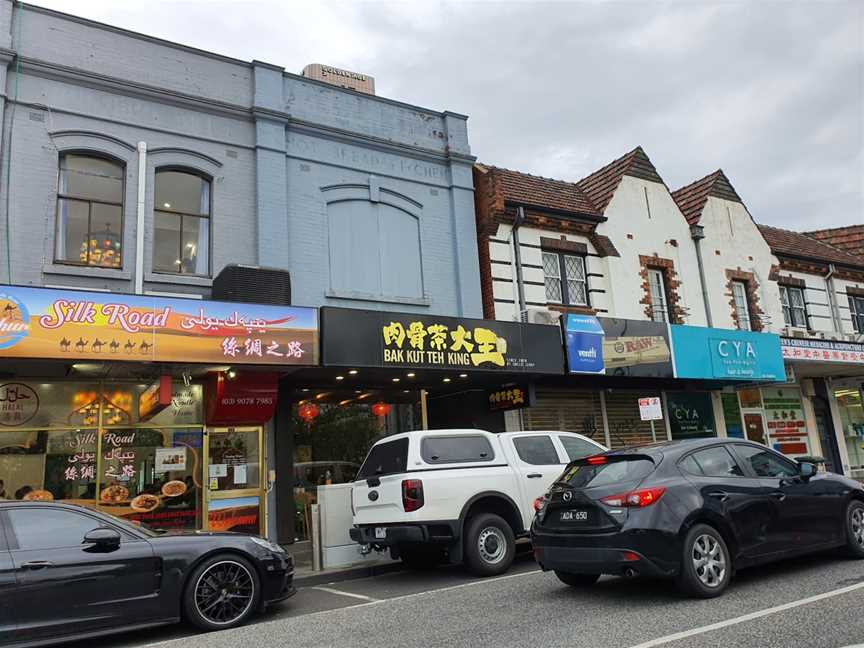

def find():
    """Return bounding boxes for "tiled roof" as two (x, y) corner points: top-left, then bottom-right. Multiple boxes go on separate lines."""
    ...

(806, 224), (864, 256)
(575, 146), (664, 213)
(480, 164), (602, 217)
(671, 169), (743, 225)
(758, 225), (864, 269)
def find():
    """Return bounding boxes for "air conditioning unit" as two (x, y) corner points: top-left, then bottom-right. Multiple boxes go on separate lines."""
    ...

(790, 329), (807, 338)
(523, 308), (562, 326)
(212, 265), (292, 305)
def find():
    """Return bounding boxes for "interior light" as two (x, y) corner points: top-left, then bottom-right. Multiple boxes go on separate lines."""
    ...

(406, 372), (416, 378)
(227, 370), (237, 379)
(301, 388), (310, 392)
(163, 202), (171, 208)
(392, 377), (400, 383)
(459, 373), (468, 378)
(443, 377), (451, 383)
(348, 369), (358, 375)
(336, 375), (344, 381)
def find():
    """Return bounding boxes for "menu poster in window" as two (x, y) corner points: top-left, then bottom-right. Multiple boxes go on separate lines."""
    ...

(721, 393), (745, 438)
(155, 447), (186, 472)
(762, 387), (809, 456)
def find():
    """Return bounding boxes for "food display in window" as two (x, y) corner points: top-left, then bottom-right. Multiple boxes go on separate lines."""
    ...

(22, 489), (54, 501)
(130, 493), (161, 513)
(161, 480), (187, 497)
(100, 484), (129, 504)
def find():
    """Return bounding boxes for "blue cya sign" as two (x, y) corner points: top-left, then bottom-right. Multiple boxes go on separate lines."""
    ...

(670, 325), (784, 382)
(565, 314), (605, 374)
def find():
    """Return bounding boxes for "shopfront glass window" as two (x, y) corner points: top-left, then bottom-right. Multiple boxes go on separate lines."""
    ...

(0, 381), (204, 533)
(835, 386), (864, 470)
(292, 394), (420, 541)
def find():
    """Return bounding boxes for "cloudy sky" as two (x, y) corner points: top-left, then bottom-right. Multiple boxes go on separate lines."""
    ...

(35, 0), (863, 230)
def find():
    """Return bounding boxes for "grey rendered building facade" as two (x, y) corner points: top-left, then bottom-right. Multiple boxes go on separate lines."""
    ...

(0, 1), (481, 317)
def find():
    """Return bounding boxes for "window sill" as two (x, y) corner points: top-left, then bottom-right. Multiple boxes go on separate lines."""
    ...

(42, 263), (131, 281)
(145, 272), (213, 287)
(325, 289), (431, 307)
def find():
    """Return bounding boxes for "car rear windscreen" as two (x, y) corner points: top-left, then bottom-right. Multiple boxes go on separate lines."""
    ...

(557, 457), (655, 489)
(357, 437), (409, 479)
(421, 435), (494, 464)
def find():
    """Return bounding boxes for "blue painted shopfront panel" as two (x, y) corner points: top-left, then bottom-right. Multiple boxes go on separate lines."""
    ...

(670, 325), (784, 382)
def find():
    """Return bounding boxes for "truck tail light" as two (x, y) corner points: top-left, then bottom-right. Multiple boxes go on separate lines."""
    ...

(402, 479), (424, 512)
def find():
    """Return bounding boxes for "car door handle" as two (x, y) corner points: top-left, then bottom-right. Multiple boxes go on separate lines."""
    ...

(770, 491), (787, 502)
(707, 491), (730, 502)
(527, 473), (543, 479)
(20, 561), (53, 570)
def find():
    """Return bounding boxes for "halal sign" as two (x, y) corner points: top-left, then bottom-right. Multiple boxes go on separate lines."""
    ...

(0, 383), (39, 426)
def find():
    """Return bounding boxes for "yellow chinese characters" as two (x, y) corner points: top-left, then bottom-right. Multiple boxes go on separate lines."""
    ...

(471, 327), (505, 367)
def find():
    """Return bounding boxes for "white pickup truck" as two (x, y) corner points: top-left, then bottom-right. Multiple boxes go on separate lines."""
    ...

(349, 429), (606, 576)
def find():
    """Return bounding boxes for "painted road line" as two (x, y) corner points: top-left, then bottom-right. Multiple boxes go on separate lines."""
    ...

(311, 586), (380, 602)
(628, 580), (864, 648)
(139, 569), (543, 648)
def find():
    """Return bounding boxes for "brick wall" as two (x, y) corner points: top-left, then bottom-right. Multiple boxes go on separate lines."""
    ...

(725, 268), (765, 331)
(638, 255), (686, 323)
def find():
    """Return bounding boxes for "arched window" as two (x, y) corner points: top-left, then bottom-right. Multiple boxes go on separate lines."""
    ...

(55, 154), (124, 267)
(327, 200), (423, 300)
(153, 169), (210, 275)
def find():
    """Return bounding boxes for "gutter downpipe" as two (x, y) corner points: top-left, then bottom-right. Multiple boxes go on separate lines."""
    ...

(825, 263), (842, 333)
(690, 224), (713, 327)
(511, 206), (527, 321)
(134, 141), (147, 295)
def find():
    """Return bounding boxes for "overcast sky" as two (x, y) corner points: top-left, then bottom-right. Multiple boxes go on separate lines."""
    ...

(35, 0), (863, 230)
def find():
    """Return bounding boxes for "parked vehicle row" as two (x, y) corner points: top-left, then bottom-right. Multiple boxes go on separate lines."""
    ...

(349, 430), (864, 598)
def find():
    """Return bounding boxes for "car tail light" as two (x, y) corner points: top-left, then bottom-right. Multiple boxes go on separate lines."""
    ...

(601, 487), (666, 508)
(533, 496), (546, 512)
(586, 455), (607, 465)
(402, 479), (424, 512)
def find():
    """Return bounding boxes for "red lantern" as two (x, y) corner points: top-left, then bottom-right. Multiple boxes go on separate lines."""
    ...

(298, 402), (320, 422)
(371, 402), (391, 417)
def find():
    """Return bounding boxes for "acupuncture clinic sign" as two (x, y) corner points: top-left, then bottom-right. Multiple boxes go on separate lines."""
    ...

(320, 307), (564, 374)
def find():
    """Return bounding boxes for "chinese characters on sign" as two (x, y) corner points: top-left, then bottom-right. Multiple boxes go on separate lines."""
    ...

(382, 320), (506, 368)
(781, 338), (864, 365)
(0, 382), (39, 426)
(487, 385), (535, 412)
(0, 286), (319, 366)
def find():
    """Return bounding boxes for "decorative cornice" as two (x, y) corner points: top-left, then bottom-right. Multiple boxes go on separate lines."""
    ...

(148, 147), (223, 168)
(50, 129), (136, 151)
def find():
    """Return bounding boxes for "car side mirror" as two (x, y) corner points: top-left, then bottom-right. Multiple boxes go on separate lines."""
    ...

(83, 527), (121, 549)
(798, 461), (817, 481)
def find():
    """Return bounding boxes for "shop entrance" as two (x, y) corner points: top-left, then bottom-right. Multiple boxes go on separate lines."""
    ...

(204, 426), (265, 536)
(742, 412), (768, 445)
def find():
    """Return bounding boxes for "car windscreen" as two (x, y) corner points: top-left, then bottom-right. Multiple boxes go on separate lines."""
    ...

(557, 457), (655, 489)
(357, 437), (409, 479)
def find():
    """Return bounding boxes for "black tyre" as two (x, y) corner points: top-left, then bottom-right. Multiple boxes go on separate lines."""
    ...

(675, 523), (731, 599)
(844, 500), (864, 558)
(400, 545), (445, 570)
(183, 554), (261, 631)
(463, 513), (516, 577)
(555, 571), (600, 588)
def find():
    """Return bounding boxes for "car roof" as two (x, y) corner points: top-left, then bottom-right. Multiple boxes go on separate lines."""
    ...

(606, 437), (764, 458)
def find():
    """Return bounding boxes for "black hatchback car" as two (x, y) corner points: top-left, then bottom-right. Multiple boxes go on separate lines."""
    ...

(532, 439), (864, 598)
(0, 501), (295, 647)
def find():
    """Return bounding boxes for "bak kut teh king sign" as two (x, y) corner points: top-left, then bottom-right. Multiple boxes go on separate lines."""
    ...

(0, 286), (319, 365)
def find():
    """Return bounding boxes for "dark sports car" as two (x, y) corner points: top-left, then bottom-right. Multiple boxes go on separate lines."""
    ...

(0, 501), (295, 647)
(532, 438), (864, 597)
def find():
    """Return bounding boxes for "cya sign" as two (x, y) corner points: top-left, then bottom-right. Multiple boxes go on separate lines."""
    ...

(670, 325), (784, 382)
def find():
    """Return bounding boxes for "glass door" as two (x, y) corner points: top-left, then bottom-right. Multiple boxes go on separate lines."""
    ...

(742, 412), (768, 446)
(204, 426), (265, 535)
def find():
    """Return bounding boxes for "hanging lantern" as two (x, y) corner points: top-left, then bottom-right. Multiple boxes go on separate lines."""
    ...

(371, 402), (391, 417)
(298, 402), (320, 422)
(81, 222), (121, 268)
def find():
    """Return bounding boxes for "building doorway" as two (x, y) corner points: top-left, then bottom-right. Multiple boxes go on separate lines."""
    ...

(204, 426), (266, 536)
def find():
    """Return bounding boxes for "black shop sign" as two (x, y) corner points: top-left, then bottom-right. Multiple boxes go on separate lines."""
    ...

(321, 307), (564, 374)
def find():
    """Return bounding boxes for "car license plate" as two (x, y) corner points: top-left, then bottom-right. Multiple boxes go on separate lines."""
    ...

(560, 510), (589, 522)
(374, 527), (387, 539)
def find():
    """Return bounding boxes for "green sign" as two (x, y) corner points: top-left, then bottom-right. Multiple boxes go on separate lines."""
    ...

(667, 392), (716, 440)
(721, 393), (744, 438)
